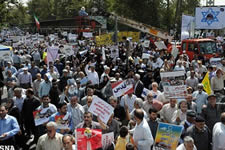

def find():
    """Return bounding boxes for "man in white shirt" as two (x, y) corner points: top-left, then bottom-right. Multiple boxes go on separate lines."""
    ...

(120, 93), (137, 113)
(212, 112), (225, 150)
(160, 98), (177, 123)
(100, 66), (110, 83)
(36, 122), (63, 150)
(176, 136), (197, 150)
(67, 96), (84, 130)
(85, 62), (99, 86)
(132, 109), (153, 150)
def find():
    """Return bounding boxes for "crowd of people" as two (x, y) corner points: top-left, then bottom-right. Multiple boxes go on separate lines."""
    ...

(0, 33), (225, 150)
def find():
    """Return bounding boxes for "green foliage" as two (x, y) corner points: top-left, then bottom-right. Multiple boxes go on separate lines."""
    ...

(1, 0), (201, 32)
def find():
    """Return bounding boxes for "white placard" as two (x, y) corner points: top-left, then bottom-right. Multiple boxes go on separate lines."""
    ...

(143, 40), (150, 48)
(142, 53), (150, 59)
(83, 32), (93, 38)
(111, 80), (134, 98)
(102, 132), (114, 150)
(88, 97), (114, 124)
(210, 57), (222, 68)
(154, 41), (167, 50)
(62, 45), (74, 56)
(171, 45), (179, 59)
(163, 85), (187, 99)
(47, 46), (59, 64)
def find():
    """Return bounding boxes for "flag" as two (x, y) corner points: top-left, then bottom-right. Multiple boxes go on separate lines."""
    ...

(34, 15), (40, 30)
(202, 72), (212, 95)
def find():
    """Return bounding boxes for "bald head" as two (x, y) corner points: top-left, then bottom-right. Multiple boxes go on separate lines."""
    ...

(221, 112), (225, 124)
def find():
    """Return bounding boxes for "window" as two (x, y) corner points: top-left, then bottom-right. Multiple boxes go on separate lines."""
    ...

(182, 42), (186, 51)
(199, 42), (217, 54)
(188, 43), (195, 51)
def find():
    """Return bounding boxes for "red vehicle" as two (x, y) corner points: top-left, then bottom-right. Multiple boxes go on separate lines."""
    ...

(176, 38), (218, 61)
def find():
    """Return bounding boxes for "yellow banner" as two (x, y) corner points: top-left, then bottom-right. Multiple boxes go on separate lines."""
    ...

(202, 72), (212, 95)
(95, 32), (140, 46)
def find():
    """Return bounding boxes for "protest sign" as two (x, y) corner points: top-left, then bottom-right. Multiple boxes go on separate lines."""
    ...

(54, 113), (70, 129)
(210, 57), (222, 68)
(154, 122), (183, 150)
(47, 46), (59, 64)
(88, 97), (114, 124)
(143, 40), (150, 48)
(76, 128), (102, 150)
(160, 71), (185, 86)
(154, 41), (167, 50)
(111, 80), (134, 98)
(83, 32), (93, 38)
(141, 88), (151, 98)
(110, 45), (119, 59)
(163, 85), (187, 99)
(102, 132), (114, 150)
(171, 45), (179, 59)
(61, 45), (74, 56)
(142, 53), (150, 59)
(33, 107), (56, 126)
(96, 33), (113, 46)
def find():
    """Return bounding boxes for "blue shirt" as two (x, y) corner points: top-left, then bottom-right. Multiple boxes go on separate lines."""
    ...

(5, 66), (17, 76)
(192, 91), (208, 114)
(0, 115), (20, 140)
(39, 81), (52, 98)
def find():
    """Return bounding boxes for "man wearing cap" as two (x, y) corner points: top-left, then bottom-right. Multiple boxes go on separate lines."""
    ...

(180, 110), (196, 140)
(39, 73), (52, 98)
(186, 115), (212, 150)
(5, 62), (17, 76)
(202, 94), (222, 132)
(17, 67), (32, 89)
(211, 69), (225, 94)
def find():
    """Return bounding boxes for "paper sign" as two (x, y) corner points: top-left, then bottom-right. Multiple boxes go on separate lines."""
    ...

(143, 40), (150, 47)
(47, 47), (59, 64)
(88, 97), (114, 124)
(155, 122), (183, 150)
(154, 41), (167, 50)
(163, 85), (187, 99)
(142, 53), (150, 59)
(141, 88), (151, 98)
(210, 57), (222, 68)
(55, 113), (70, 129)
(171, 45), (179, 59)
(83, 32), (93, 38)
(33, 107), (56, 126)
(111, 80), (134, 98)
(62, 45), (74, 56)
(102, 132), (114, 150)
(160, 71), (185, 86)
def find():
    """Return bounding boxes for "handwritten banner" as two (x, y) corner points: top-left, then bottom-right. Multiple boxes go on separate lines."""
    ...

(111, 80), (134, 98)
(163, 85), (187, 99)
(102, 132), (114, 150)
(155, 122), (183, 150)
(88, 97), (114, 124)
